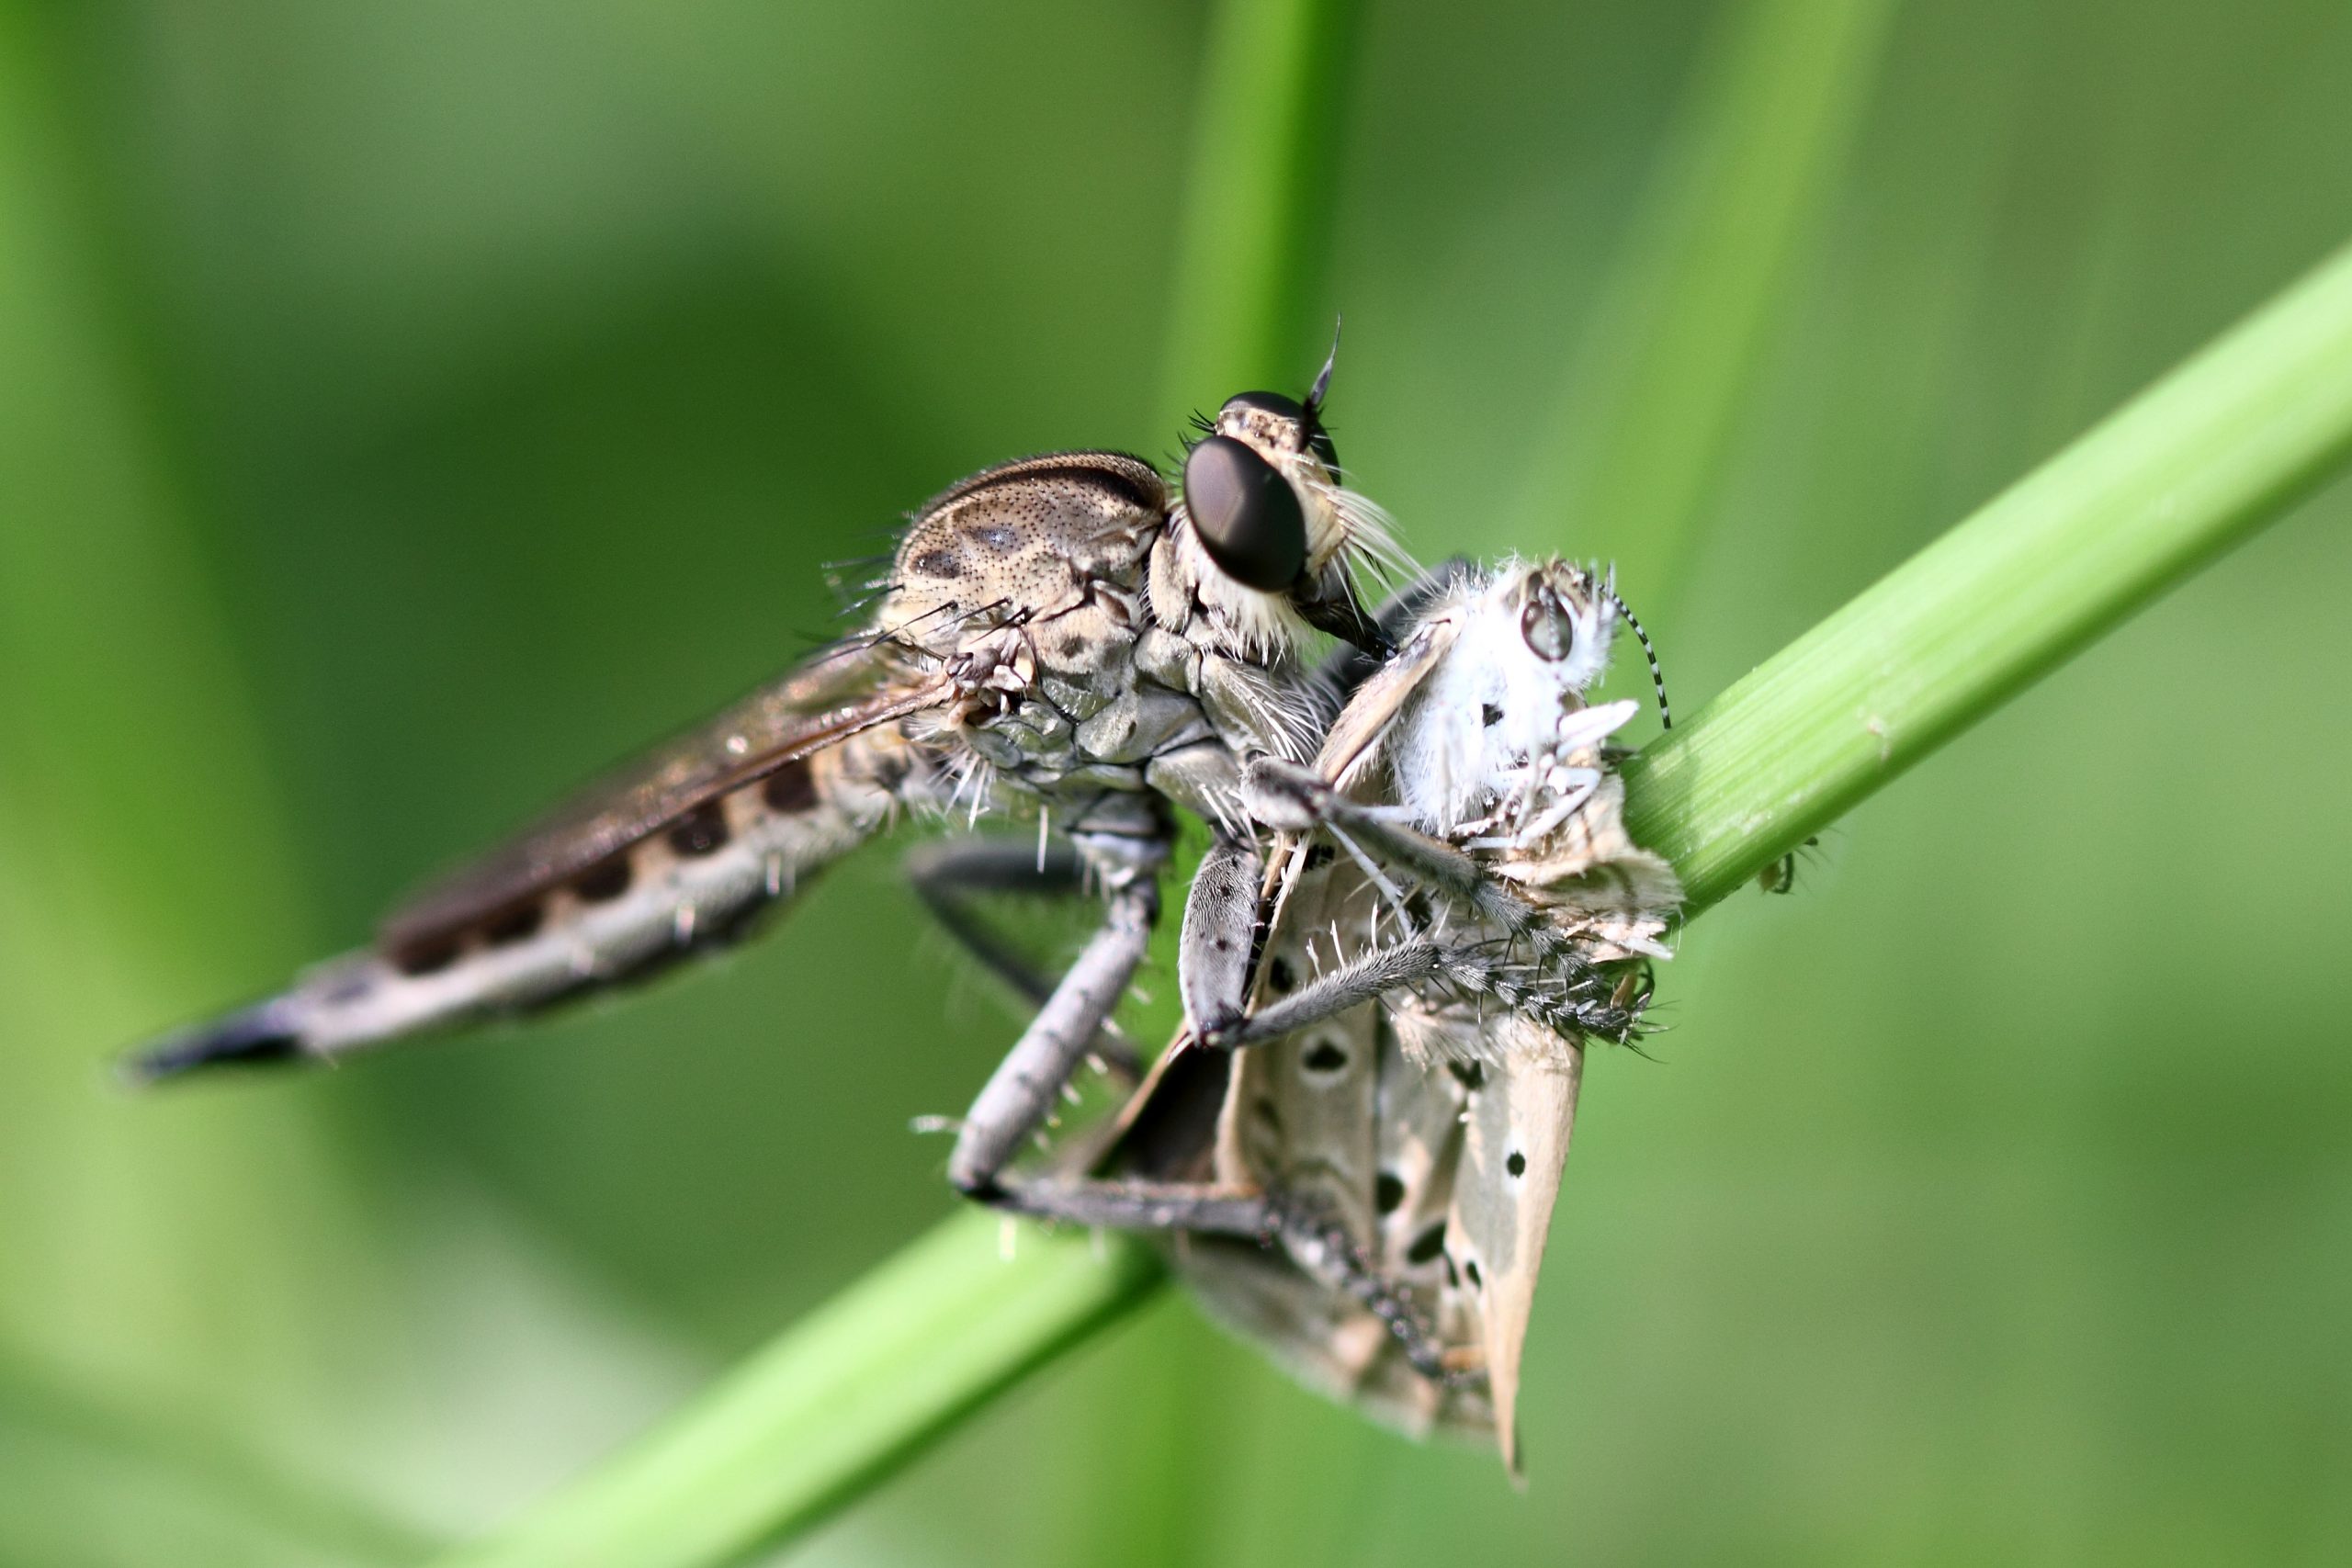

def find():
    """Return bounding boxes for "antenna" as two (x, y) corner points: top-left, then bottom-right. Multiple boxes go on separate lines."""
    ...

(1605, 583), (1671, 730)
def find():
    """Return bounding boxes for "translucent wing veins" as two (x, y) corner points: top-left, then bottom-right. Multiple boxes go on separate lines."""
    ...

(379, 646), (942, 962)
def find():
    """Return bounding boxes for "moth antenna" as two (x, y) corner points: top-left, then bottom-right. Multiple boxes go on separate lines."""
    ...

(1604, 581), (1672, 730)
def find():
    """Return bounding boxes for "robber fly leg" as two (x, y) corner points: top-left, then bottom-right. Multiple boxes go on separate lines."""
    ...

(906, 837), (1087, 1005)
(1203, 938), (1443, 1048)
(1243, 758), (1632, 1035)
(1246, 758), (1501, 911)
(946, 874), (1159, 1200)
(986, 1176), (1275, 1236)
(1174, 833), (1265, 1043)
(1272, 1199), (1486, 1391)
(991, 1179), (1474, 1388)
(904, 837), (1144, 1084)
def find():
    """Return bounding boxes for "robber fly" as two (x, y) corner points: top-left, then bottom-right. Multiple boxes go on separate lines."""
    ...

(130, 351), (1404, 1203)
(997, 558), (1681, 1471)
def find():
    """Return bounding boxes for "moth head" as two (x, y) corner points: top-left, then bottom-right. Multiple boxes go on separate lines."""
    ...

(1508, 562), (1614, 695)
(1168, 333), (1402, 660)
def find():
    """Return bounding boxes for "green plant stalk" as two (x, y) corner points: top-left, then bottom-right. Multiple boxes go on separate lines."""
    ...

(1509, 0), (1898, 597)
(434, 1214), (1158, 1568)
(1154, 0), (1358, 428)
(435, 238), (2352, 1568)
(1623, 239), (2352, 910)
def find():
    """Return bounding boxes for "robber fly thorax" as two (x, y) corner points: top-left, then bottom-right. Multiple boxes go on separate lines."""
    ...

(870, 389), (1394, 871)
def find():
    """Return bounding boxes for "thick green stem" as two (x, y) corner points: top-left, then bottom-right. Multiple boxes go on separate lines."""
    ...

(1623, 240), (2352, 910)
(432, 1214), (1159, 1568)
(434, 237), (2352, 1568)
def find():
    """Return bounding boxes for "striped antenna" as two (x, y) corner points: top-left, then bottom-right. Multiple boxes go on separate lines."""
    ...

(1605, 585), (1671, 730)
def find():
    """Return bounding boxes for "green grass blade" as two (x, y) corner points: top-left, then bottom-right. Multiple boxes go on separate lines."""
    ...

(433, 1213), (1159, 1568)
(0, 14), (409, 1551)
(0, 1359), (427, 1568)
(1154, 0), (1359, 425)
(1510, 0), (1898, 595)
(1623, 238), (2352, 909)
(432, 232), (2352, 1568)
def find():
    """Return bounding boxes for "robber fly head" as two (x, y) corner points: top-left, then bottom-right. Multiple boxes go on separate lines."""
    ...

(1170, 333), (1404, 660)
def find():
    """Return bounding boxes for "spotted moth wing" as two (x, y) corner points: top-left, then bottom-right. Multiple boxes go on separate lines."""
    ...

(1214, 852), (1383, 1267)
(1441, 1017), (1581, 1479)
(1194, 839), (1498, 1440)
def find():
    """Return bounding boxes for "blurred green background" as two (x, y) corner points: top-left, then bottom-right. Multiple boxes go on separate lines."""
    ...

(4, 1), (2351, 1563)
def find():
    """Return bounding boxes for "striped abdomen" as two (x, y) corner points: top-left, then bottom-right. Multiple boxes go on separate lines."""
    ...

(130, 734), (921, 1078)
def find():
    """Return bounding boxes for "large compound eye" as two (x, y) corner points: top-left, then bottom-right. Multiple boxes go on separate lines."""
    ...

(1183, 434), (1307, 591)
(1521, 589), (1576, 661)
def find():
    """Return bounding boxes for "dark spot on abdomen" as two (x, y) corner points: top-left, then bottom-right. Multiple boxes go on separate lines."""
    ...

(762, 757), (819, 815)
(483, 901), (544, 946)
(1374, 1171), (1405, 1213)
(390, 936), (460, 977)
(668, 803), (730, 857)
(575, 856), (634, 903)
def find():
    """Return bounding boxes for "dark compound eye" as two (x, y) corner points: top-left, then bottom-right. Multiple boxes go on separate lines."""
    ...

(1521, 589), (1576, 661)
(1183, 434), (1307, 592)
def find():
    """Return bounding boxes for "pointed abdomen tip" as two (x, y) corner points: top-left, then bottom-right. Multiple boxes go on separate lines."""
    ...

(120, 1006), (309, 1086)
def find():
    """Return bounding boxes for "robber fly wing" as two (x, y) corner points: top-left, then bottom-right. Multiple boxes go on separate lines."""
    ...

(379, 640), (937, 963)
(130, 638), (947, 1080)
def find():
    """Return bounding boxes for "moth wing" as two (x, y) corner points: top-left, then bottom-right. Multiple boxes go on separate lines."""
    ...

(379, 640), (938, 961)
(1444, 1017), (1583, 1477)
(1365, 1024), (1499, 1438)
(1312, 612), (1460, 792)
(1214, 861), (1383, 1248)
(1174, 1236), (1435, 1426)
